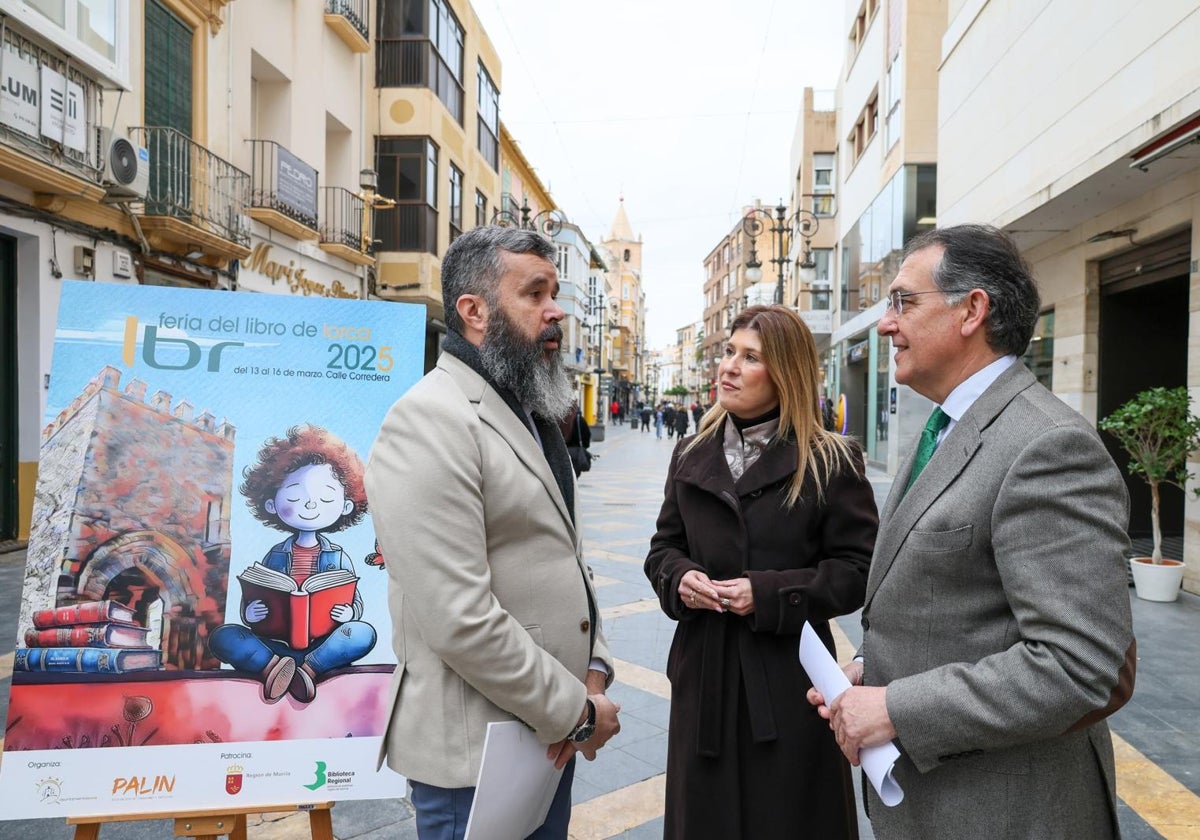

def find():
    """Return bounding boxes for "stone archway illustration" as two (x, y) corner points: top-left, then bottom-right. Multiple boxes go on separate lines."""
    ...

(78, 530), (217, 669)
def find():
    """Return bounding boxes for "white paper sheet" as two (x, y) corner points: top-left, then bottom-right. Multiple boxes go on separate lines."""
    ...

(463, 721), (564, 840)
(799, 622), (904, 806)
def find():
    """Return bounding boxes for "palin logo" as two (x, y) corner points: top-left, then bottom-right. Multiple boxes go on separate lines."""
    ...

(226, 765), (244, 796)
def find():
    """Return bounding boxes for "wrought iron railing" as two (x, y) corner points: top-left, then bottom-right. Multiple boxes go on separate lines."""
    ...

(130, 126), (250, 247)
(325, 0), (369, 40)
(319, 186), (365, 252)
(375, 38), (463, 122)
(0, 23), (103, 183)
(375, 203), (437, 254)
(246, 139), (319, 231)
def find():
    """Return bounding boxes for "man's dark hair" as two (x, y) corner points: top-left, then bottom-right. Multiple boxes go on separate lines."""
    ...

(903, 223), (1041, 356)
(441, 225), (557, 333)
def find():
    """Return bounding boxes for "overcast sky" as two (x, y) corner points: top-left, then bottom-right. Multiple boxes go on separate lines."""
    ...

(472, 1), (845, 349)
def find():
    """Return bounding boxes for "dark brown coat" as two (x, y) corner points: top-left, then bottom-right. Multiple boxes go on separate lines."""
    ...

(645, 428), (877, 840)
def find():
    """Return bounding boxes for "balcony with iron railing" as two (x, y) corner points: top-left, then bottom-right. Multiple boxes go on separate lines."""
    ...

(325, 0), (369, 52)
(129, 126), (252, 263)
(375, 39), (464, 123)
(319, 186), (375, 267)
(246, 139), (320, 241)
(0, 26), (106, 203)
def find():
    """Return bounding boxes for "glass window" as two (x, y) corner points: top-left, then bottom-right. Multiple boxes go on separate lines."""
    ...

(448, 163), (463, 239)
(557, 245), (570, 280)
(375, 137), (439, 253)
(1022, 310), (1055, 389)
(22, 0), (121, 76)
(475, 190), (487, 227)
(812, 249), (832, 285)
(477, 62), (499, 171)
(376, 0), (463, 121)
(813, 153), (834, 191)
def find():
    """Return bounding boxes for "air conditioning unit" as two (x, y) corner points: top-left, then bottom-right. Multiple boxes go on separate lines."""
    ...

(98, 127), (150, 200)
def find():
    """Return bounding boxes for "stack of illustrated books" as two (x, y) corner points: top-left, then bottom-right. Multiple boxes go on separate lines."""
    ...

(14, 599), (161, 674)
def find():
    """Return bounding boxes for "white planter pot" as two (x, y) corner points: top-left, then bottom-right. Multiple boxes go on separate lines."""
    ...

(1129, 557), (1185, 602)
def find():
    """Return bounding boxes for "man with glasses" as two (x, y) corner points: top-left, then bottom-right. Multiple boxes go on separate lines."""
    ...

(809, 224), (1135, 839)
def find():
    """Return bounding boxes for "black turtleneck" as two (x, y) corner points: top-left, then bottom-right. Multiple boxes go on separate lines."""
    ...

(729, 404), (782, 431)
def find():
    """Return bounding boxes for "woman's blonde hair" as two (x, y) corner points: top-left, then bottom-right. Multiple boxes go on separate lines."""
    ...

(685, 305), (858, 507)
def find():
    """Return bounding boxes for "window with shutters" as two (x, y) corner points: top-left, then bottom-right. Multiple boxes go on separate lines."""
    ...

(144, 0), (193, 217)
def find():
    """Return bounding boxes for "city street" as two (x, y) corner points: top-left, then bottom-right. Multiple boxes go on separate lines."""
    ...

(2, 422), (1199, 838)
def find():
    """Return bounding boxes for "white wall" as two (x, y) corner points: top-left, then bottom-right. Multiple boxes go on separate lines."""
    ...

(938, 0), (1200, 226)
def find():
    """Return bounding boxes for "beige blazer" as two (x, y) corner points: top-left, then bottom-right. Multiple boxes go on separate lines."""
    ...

(364, 352), (612, 788)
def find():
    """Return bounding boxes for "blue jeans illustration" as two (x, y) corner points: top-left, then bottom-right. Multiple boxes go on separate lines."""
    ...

(209, 620), (376, 676)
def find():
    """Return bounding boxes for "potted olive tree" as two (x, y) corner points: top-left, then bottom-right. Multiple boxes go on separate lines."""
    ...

(1099, 386), (1200, 602)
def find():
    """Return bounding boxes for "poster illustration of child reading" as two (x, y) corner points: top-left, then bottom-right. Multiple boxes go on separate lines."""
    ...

(209, 424), (376, 704)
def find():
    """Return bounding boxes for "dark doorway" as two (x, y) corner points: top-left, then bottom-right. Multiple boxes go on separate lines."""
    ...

(0, 235), (15, 540)
(1098, 234), (1190, 545)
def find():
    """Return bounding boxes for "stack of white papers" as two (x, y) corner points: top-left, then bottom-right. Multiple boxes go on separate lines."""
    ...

(464, 721), (564, 839)
(799, 622), (904, 806)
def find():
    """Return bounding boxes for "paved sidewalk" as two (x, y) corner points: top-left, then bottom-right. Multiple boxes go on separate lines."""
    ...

(2, 422), (1198, 838)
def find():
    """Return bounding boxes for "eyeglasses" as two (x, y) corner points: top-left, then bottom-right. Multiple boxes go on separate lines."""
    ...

(884, 290), (948, 315)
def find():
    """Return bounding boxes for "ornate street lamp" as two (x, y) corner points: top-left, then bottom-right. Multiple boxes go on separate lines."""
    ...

(742, 201), (820, 305)
(492, 196), (567, 237)
(357, 168), (397, 254)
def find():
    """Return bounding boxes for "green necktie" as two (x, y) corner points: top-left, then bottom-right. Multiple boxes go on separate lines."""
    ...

(906, 407), (951, 491)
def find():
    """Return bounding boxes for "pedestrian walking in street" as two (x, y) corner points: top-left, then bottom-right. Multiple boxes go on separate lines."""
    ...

(561, 400), (593, 478)
(664, 404), (676, 438)
(654, 405), (664, 439)
(646, 304), (877, 840)
(366, 226), (620, 840)
(808, 225), (1135, 840)
(691, 402), (703, 427)
(611, 399), (620, 425)
(640, 405), (652, 433)
(672, 405), (688, 438)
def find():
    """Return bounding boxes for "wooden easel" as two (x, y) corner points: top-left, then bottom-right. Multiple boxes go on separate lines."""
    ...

(66, 802), (334, 840)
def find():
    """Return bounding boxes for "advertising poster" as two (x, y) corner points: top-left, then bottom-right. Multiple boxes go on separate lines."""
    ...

(0, 281), (425, 820)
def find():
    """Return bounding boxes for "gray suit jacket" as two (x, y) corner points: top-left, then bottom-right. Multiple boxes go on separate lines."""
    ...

(364, 353), (612, 788)
(862, 364), (1135, 839)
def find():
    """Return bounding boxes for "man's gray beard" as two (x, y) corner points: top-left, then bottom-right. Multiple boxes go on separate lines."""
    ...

(479, 307), (573, 422)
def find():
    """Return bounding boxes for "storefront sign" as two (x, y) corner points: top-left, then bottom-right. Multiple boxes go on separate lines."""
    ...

(847, 339), (870, 363)
(1, 45), (39, 137)
(39, 65), (86, 153)
(243, 241), (360, 299)
(275, 146), (318, 225)
(798, 308), (832, 336)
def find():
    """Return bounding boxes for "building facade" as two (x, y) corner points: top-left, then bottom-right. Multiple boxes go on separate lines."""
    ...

(2, 0), (380, 542)
(828, 0), (944, 469)
(370, 0), (505, 371)
(937, 0), (1200, 590)
(600, 199), (646, 413)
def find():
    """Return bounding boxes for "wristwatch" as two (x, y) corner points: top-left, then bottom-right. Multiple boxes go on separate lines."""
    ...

(567, 699), (596, 743)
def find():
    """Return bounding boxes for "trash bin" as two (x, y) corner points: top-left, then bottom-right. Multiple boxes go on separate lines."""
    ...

(630, 414), (639, 430)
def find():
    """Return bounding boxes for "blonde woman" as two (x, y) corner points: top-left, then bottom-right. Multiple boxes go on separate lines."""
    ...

(645, 305), (877, 840)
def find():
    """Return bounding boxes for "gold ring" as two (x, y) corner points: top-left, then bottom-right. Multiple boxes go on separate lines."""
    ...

(690, 593), (697, 606)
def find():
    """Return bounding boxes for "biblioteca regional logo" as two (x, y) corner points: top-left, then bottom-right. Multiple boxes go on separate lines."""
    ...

(36, 777), (62, 804)
(226, 765), (243, 795)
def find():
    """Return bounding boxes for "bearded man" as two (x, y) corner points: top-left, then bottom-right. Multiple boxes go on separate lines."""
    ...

(365, 226), (619, 840)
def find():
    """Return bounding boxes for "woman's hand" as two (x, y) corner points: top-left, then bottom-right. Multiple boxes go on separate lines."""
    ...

(710, 577), (755, 616)
(678, 570), (724, 612)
